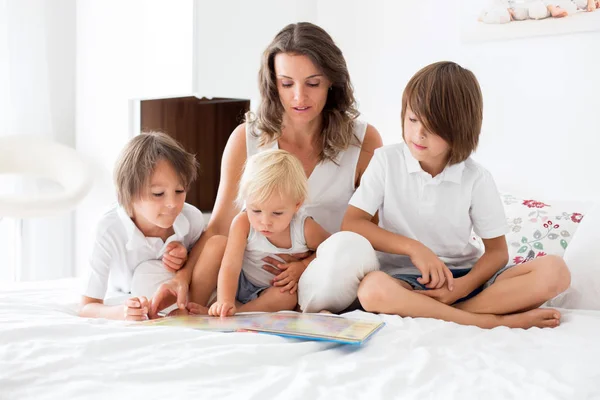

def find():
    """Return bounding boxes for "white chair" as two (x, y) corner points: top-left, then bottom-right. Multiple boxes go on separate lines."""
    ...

(0, 135), (92, 218)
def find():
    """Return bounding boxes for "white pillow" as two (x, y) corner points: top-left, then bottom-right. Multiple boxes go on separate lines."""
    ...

(548, 204), (600, 310)
(298, 231), (379, 313)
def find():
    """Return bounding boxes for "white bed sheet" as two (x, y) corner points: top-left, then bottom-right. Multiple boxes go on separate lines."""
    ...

(1, 279), (599, 400)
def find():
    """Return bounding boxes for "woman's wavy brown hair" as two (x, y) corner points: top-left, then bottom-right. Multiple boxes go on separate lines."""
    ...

(247, 22), (360, 162)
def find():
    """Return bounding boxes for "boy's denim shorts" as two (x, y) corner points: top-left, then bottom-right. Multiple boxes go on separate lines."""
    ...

(236, 271), (268, 304)
(391, 264), (514, 304)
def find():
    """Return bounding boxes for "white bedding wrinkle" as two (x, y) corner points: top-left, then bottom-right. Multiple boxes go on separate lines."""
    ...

(1, 279), (599, 400)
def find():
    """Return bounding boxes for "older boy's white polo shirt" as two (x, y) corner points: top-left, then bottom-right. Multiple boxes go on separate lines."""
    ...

(349, 143), (508, 276)
(83, 203), (205, 300)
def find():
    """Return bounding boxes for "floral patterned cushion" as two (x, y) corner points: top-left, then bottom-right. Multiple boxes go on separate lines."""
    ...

(501, 194), (586, 266)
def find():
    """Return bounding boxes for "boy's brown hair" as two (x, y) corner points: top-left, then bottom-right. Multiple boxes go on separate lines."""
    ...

(401, 61), (483, 165)
(114, 131), (199, 215)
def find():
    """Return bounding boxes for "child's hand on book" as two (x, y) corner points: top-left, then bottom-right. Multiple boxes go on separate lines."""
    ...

(162, 241), (188, 273)
(209, 300), (236, 318)
(409, 244), (454, 291)
(123, 296), (149, 321)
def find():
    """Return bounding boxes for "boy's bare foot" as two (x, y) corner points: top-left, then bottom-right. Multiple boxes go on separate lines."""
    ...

(549, 6), (568, 17)
(499, 308), (561, 329)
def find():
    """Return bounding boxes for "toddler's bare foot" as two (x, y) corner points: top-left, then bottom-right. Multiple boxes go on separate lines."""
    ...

(165, 302), (209, 317)
(499, 308), (561, 329)
(167, 307), (189, 317)
(186, 302), (209, 315)
(549, 6), (568, 17)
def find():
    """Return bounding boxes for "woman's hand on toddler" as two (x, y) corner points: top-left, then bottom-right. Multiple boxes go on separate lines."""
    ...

(262, 252), (312, 274)
(123, 296), (149, 321)
(209, 300), (236, 318)
(162, 241), (188, 273)
(409, 243), (454, 291)
(263, 254), (308, 294)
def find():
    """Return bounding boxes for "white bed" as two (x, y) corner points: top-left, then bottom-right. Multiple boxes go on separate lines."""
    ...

(2, 278), (600, 400)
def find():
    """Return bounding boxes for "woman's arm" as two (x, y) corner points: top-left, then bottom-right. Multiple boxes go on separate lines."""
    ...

(270, 218), (331, 294)
(354, 124), (383, 225)
(354, 124), (383, 187)
(167, 124), (248, 284)
(150, 124), (248, 316)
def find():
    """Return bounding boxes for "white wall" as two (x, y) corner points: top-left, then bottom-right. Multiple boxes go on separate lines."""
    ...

(194, 0), (600, 202)
(319, 0), (599, 202)
(75, 0), (194, 277)
(194, 0), (318, 107)
(0, 0), (76, 281)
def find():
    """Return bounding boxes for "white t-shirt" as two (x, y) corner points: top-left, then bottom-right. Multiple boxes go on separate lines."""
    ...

(242, 210), (311, 287)
(83, 203), (205, 299)
(349, 143), (508, 276)
(246, 120), (368, 234)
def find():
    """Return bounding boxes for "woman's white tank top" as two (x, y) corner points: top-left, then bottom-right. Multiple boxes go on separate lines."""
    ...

(242, 211), (310, 287)
(246, 120), (368, 234)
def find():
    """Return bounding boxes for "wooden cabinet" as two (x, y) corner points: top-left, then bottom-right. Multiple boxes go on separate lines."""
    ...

(138, 96), (250, 212)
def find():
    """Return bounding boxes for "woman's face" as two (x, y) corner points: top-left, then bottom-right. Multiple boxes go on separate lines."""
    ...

(274, 52), (331, 125)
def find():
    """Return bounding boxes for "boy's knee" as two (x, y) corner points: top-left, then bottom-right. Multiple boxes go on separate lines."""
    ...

(546, 255), (571, 295)
(535, 255), (571, 297)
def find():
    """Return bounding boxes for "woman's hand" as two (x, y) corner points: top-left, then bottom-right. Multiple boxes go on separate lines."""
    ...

(262, 252), (313, 294)
(149, 276), (189, 318)
(261, 252), (312, 276)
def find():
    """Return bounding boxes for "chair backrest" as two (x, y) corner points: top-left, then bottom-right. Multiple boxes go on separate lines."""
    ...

(0, 135), (92, 218)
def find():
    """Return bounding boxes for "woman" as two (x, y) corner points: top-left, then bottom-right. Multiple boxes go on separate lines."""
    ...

(150, 22), (382, 317)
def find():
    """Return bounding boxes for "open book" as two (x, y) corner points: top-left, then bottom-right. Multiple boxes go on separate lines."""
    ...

(139, 312), (385, 345)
